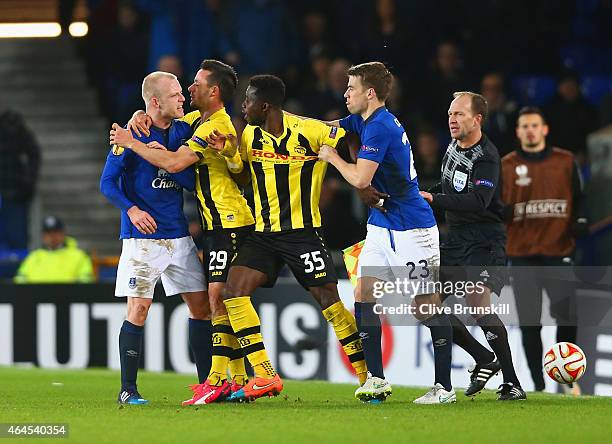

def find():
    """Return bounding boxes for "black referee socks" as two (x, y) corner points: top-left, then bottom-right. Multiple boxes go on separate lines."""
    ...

(477, 314), (520, 386)
(449, 314), (495, 364)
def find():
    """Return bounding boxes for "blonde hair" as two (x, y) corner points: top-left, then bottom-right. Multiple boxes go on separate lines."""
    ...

(142, 71), (177, 105)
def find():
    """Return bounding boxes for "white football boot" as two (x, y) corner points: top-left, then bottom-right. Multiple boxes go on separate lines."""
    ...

(354, 372), (393, 402)
(413, 383), (457, 404)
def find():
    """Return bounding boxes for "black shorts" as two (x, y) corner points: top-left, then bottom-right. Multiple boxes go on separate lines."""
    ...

(441, 223), (507, 296)
(231, 228), (338, 289)
(203, 225), (254, 283)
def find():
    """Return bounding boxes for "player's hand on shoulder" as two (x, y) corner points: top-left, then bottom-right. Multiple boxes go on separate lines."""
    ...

(110, 123), (135, 148)
(419, 191), (433, 204)
(147, 141), (167, 150)
(318, 145), (336, 162)
(128, 110), (152, 137)
(205, 130), (238, 157)
(357, 185), (389, 213)
(127, 206), (157, 235)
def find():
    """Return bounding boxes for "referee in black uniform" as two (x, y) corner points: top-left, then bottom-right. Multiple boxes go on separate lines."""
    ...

(420, 91), (526, 401)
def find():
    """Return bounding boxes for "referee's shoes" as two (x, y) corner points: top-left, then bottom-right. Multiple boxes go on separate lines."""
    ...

(497, 383), (527, 401)
(465, 359), (502, 396)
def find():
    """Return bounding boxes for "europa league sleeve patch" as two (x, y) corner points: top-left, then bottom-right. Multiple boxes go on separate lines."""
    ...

(475, 179), (495, 188)
(191, 135), (208, 147)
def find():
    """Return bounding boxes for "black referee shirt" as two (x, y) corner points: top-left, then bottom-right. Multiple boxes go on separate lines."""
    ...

(430, 134), (505, 226)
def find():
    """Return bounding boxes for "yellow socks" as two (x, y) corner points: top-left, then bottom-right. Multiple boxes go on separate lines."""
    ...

(224, 296), (276, 378)
(207, 315), (233, 386)
(323, 301), (368, 385)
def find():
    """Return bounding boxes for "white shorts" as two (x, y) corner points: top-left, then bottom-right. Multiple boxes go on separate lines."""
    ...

(115, 236), (206, 298)
(358, 224), (440, 297)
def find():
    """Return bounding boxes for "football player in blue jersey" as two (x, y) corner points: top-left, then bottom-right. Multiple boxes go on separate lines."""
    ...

(101, 71), (210, 405)
(318, 62), (455, 404)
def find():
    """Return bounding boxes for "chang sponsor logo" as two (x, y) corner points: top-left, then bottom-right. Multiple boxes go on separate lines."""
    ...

(152, 168), (181, 190)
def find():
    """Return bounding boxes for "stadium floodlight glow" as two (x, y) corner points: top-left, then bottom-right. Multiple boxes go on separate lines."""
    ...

(0, 23), (61, 38)
(69, 22), (88, 37)
(0, 22), (88, 38)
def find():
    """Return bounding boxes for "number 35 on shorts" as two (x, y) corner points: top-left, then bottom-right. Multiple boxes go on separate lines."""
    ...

(300, 251), (325, 273)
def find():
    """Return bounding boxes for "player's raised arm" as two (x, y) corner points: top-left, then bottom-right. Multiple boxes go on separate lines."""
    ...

(110, 123), (198, 173)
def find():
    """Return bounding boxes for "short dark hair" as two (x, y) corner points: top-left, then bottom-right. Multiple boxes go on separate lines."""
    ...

(248, 75), (286, 107)
(517, 106), (547, 124)
(200, 59), (238, 104)
(347, 61), (393, 101)
(453, 91), (488, 122)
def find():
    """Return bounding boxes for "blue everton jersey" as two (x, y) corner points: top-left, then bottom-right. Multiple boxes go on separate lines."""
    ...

(100, 121), (195, 239)
(339, 107), (436, 230)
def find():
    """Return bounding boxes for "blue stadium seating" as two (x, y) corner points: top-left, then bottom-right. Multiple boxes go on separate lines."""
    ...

(581, 75), (612, 105)
(512, 75), (557, 106)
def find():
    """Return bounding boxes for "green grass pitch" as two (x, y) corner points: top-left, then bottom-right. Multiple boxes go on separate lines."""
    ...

(1, 367), (610, 443)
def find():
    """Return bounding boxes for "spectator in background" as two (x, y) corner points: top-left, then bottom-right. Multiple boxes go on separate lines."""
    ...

(14, 216), (94, 283)
(136, 0), (237, 90)
(226, 0), (300, 111)
(108, 0), (151, 123)
(502, 107), (584, 394)
(413, 127), (445, 234)
(301, 9), (333, 61)
(358, 0), (426, 83)
(480, 72), (518, 157)
(421, 41), (474, 134)
(414, 128), (442, 192)
(301, 49), (332, 113)
(0, 109), (40, 250)
(304, 58), (351, 120)
(544, 71), (598, 163)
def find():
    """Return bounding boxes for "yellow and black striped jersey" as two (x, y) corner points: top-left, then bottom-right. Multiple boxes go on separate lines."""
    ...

(181, 109), (254, 230)
(240, 112), (346, 232)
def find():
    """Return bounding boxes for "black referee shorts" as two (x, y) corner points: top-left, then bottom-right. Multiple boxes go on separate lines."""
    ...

(231, 227), (338, 290)
(203, 225), (254, 283)
(441, 223), (507, 296)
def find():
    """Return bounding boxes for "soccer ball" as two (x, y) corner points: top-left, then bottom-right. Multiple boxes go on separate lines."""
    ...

(543, 342), (587, 384)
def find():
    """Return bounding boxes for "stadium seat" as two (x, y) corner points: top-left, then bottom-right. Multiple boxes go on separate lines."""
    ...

(560, 45), (604, 74)
(512, 75), (557, 106)
(0, 248), (28, 279)
(581, 76), (612, 105)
